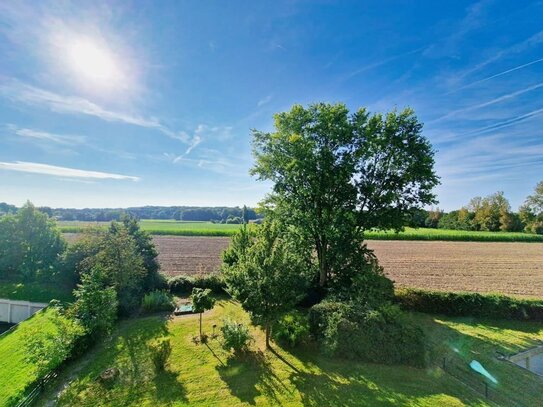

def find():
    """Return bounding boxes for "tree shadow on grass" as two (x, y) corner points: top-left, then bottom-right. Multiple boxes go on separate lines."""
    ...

(153, 368), (188, 404)
(216, 350), (285, 405)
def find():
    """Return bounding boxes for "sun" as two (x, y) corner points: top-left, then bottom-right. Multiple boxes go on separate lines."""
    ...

(66, 38), (121, 84)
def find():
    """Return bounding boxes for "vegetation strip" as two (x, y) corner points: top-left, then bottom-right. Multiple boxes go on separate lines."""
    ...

(59, 222), (543, 242)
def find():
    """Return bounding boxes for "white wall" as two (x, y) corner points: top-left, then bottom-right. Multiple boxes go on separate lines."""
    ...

(0, 299), (47, 324)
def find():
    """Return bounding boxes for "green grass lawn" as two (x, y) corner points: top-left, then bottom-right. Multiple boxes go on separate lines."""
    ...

(0, 280), (73, 303)
(0, 308), (57, 406)
(35, 299), (543, 406)
(58, 220), (543, 242)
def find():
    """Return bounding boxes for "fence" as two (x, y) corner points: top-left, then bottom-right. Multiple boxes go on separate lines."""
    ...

(440, 354), (525, 406)
(16, 371), (58, 407)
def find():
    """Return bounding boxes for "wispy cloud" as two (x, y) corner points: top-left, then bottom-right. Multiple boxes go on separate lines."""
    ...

(460, 107), (543, 137)
(0, 161), (139, 181)
(0, 80), (201, 149)
(342, 46), (426, 82)
(9, 125), (85, 145)
(446, 31), (543, 91)
(452, 57), (543, 93)
(429, 83), (543, 124)
(257, 94), (273, 107)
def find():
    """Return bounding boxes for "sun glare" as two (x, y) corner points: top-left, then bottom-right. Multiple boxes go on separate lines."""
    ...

(66, 39), (121, 84)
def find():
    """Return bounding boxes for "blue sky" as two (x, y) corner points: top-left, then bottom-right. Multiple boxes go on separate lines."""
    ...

(0, 0), (542, 211)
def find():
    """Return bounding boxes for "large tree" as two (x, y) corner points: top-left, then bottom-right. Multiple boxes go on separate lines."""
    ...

(520, 181), (543, 234)
(251, 103), (438, 287)
(0, 202), (65, 281)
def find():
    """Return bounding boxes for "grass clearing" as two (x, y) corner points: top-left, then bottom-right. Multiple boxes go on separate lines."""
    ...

(36, 299), (543, 406)
(0, 280), (73, 303)
(58, 220), (543, 242)
(0, 308), (57, 406)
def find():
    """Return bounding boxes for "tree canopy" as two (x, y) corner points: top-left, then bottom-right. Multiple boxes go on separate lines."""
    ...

(251, 103), (439, 287)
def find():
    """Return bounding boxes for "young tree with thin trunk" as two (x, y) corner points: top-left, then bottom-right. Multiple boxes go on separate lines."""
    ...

(191, 288), (215, 339)
(223, 221), (309, 349)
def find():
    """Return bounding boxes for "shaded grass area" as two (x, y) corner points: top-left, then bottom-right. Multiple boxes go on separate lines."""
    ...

(58, 220), (543, 242)
(413, 313), (543, 406)
(0, 308), (57, 406)
(0, 280), (73, 303)
(35, 300), (521, 407)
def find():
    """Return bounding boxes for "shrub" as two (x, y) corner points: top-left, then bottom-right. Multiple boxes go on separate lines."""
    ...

(167, 274), (226, 295)
(24, 308), (86, 378)
(220, 319), (253, 354)
(142, 290), (175, 313)
(149, 338), (172, 371)
(273, 311), (309, 347)
(395, 288), (543, 321)
(309, 301), (426, 367)
(308, 301), (348, 340)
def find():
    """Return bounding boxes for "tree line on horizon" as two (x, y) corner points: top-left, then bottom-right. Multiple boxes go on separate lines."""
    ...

(0, 203), (262, 224)
(411, 182), (543, 234)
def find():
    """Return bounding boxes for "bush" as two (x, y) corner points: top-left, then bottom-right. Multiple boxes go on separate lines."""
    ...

(149, 338), (172, 371)
(308, 301), (348, 340)
(395, 288), (543, 321)
(168, 274), (226, 295)
(309, 301), (426, 367)
(220, 319), (252, 354)
(273, 311), (309, 347)
(142, 290), (175, 313)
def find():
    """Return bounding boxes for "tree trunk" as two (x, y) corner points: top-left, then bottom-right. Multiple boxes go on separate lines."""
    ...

(265, 323), (271, 349)
(316, 239), (327, 287)
(199, 313), (203, 338)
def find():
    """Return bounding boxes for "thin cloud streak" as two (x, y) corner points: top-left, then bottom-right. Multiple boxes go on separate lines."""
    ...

(429, 83), (543, 124)
(0, 80), (200, 148)
(11, 126), (85, 145)
(451, 57), (543, 93)
(0, 161), (139, 181)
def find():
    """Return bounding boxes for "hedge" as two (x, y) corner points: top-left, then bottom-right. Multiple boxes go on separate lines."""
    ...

(308, 301), (426, 367)
(167, 274), (226, 295)
(395, 288), (543, 321)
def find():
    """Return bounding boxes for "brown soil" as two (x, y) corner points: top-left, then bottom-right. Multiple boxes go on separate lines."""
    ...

(153, 236), (543, 298)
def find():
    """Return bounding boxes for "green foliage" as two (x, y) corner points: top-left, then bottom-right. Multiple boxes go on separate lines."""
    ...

(220, 319), (253, 354)
(142, 290), (175, 313)
(309, 301), (425, 367)
(191, 287), (215, 337)
(148, 338), (172, 371)
(0, 202), (66, 282)
(70, 223), (148, 315)
(251, 103), (438, 287)
(71, 267), (118, 338)
(424, 208), (443, 228)
(121, 215), (162, 290)
(396, 288), (543, 321)
(272, 311), (309, 348)
(191, 287), (215, 314)
(167, 274), (226, 295)
(223, 221), (310, 347)
(329, 264), (394, 308)
(520, 181), (543, 234)
(23, 307), (85, 378)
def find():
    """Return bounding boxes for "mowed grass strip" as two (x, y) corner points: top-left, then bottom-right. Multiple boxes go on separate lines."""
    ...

(0, 308), (56, 406)
(58, 221), (543, 242)
(36, 300), (523, 407)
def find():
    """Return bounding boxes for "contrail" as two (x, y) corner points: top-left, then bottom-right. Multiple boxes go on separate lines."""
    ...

(430, 82), (543, 123)
(462, 107), (543, 136)
(450, 57), (543, 93)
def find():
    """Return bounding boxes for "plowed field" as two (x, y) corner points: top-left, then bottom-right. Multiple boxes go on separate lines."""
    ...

(154, 236), (543, 298)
